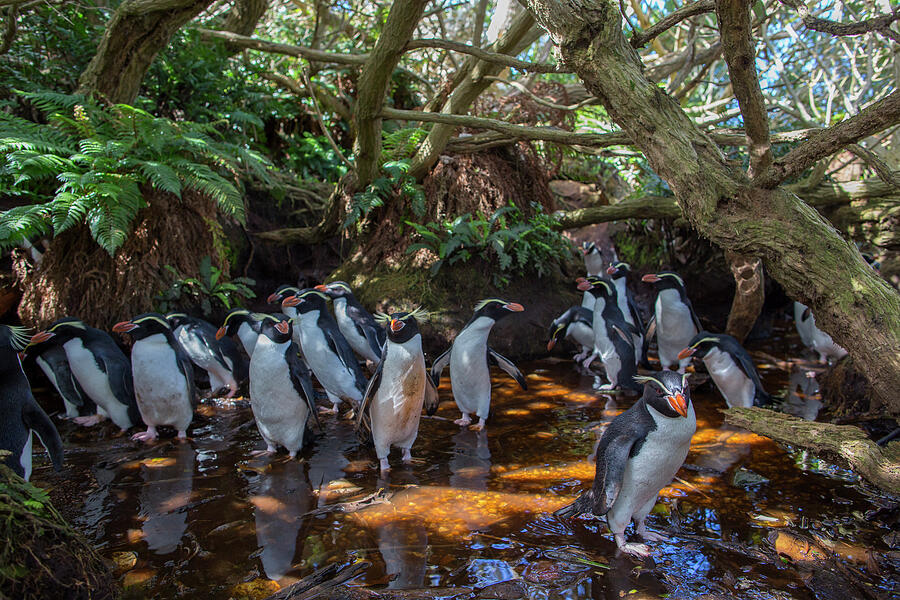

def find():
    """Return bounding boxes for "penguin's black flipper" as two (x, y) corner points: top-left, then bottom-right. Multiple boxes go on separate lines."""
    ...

(592, 432), (638, 514)
(685, 297), (702, 333)
(424, 376), (440, 415)
(101, 351), (142, 426)
(642, 315), (657, 365)
(627, 295), (644, 332)
(172, 342), (198, 404)
(355, 355), (384, 432)
(430, 348), (451, 387)
(325, 328), (366, 391)
(487, 347), (527, 390)
(361, 325), (384, 360)
(731, 349), (771, 407)
(287, 347), (321, 431)
(23, 401), (64, 472)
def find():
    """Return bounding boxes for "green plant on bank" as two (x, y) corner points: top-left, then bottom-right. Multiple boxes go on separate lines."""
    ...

(155, 255), (256, 317)
(344, 158), (425, 229)
(406, 203), (575, 286)
(0, 92), (270, 255)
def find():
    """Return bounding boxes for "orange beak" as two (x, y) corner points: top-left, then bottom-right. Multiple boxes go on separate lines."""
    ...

(504, 302), (524, 312)
(547, 339), (556, 351)
(314, 284), (328, 292)
(215, 327), (226, 340)
(282, 296), (301, 308)
(112, 321), (137, 333)
(275, 321), (290, 335)
(575, 277), (587, 284)
(30, 331), (54, 344)
(577, 281), (593, 291)
(677, 347), (695, 360)
(266, 292), (280, 304)
(641, 274), (660, 283)
(667, 393), (688, 418)
(390, 319), (404, 333)
(606, 266), (617, 275)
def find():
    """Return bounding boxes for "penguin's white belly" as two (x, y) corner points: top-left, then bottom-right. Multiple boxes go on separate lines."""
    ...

(175, 327), (235, 390)
(567, 322), (594, 350)
(703, 348), (754, 408)
(591, 310), (622, 382)
(334, 300), (379, 363)
(298, 319), (362, 402)
(249, 341), (309, 452)
(449, 329), (492, 417)
(614, 282), (634, 327)
(237, 323), (258, 356)
(810, 327), (847, 361)
(581, 292), (595, 311)
(607, 404), (696, 529)
(131, 336), (193, 430)
(20, 430), (32, 482)
(793, 302), (816, 347)
(656, 292), (697, 366)
(282, 307), (303, 348)
(371, 345), (425, 457)
(64, 339), (132, 429)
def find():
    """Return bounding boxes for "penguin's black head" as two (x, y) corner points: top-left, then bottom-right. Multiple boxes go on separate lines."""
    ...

(470, 298), (525, 323)
(634, 372), (691, 418)
(581, 241), (599, 257)
(376, 308), (427, 344)
(256, 314), (293, 343)
(165, 312), (192, 329)
(1, 324), (31, 354)
(113, 313), (172, 340)
(547, 306), (579, 351)
(606, 261), (631, 280)
(281, 289), (329, 314)
(266, 284), (301, 306)
(641, 270), (686, 291)
(314, 281), (354, 300)
(577, 276), (616, 299)
(216, 308), (253, 339)
(29, 317), (88, 347)
(678, 331), (723, 361)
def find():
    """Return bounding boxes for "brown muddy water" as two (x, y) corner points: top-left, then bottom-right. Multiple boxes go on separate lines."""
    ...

(29, 326), (899, 599)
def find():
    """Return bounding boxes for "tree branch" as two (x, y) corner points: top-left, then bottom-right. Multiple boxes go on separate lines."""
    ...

(631, 0), (715, 48)
(779, 0), (900, 40)
(717, 0), (772, 177)
(197, 28), (369, 64)
(405, 38), (569, 72)
(846, 144), (900, 190)
(756, 89), (900, 188)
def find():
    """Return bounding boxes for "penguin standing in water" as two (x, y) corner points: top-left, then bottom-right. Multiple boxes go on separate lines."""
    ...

(430, 299), (527, 431)
(556, 371), (695, 557)
(356, 309), (439, 474)
(0, 325), (64, 481)
(166, 313), (247, 397)
(113, 314), (195, 442)
(582, 242), (605, 276)
(606, 262), (646, 366)
(23, 337), (95, 419)
(248, 314), (320, 458)
(30, 318), (140, 431)
(282, 289), (367, 414)
(641, 271), (701, 372)
(217, 308), (263, 356)
(678, 332), (770, 408)
(793, 302), (847, 363)
(547, 305), (595, 365)
(315, 281), (385, 365)
(578, 277), (642, 393)
(267, 285), (303, 347)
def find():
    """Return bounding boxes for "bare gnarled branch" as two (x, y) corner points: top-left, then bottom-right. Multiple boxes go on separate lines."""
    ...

(631, 0), (715, 48)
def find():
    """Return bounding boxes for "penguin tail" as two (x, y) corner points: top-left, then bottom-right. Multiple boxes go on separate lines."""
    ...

(554, 490), (595, 520)
(554, 501), (581, 519)
(754, 391), (774, 408)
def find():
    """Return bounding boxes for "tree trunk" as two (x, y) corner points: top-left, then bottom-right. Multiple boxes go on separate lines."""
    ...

(724, 250), (764, 342)
(77, 0), (214, 104)
(222, 0), (269, 55)
(523, 0), (900, 417)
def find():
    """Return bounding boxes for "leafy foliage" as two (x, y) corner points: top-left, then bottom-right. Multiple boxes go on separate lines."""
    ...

(406, 203), (574, 286)
(0, 92), (270, 255)
(155, 255), (256, 317)
(344, 159), (425, 228)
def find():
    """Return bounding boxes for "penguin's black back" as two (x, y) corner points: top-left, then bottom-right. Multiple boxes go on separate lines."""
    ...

(81, 326), (141, 425)
(599, 300), (641, 392)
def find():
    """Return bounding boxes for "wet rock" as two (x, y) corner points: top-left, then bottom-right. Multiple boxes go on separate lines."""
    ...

(230, 578), (280, 600)
(731, 467), (769, 489)
(474, 579), (528, 599)
(110, 551), (138, 574)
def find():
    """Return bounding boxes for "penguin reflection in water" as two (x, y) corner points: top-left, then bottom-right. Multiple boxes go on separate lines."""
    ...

(113, 314), (196, 442)
(556, 371), (695, 557)
(356, 309), (438, 474)
(431, 299), (528, 431)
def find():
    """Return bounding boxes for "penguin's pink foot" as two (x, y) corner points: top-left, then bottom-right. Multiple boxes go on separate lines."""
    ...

(454, 415), (472, 426)
(318, 405), (339, 415)
(379, 458), (391, 474)
(615, 534), (651, 557)
(251, 446), (277, 456)
(343, 409), (355, 420)
(74, 415), (103, 427)
(639, 530), (668, 542)
(401, 448), (413, 464)
(176, 430), (191, 442)
(468, 418), (486, 432)
(289, 450), (298, 459)
(224, 386), (237, 399)
(132, 427), (158, 443)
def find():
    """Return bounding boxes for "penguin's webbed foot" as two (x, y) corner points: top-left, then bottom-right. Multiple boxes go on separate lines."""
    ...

(132, 428), (158, 443)
(251, 446), (277, 456)
(318, 405), (340, 415)
(74, 415), (104, 427)
(618, 542), (652, 558)
(401, 449), (413, 464)
(636, 522), (669, 542)
(176, 430), (191, 442)
(468, 418), (486, 432)
(454, 415), (472, 426)
(379, 458), (391, 474)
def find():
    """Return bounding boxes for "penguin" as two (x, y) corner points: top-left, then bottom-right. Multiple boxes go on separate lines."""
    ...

(23, 337), (96, 419)
(281, 289), (368, 414)
(547, 305), (595, 365)
(0, 325), (64, 481)
(793, 302), (847, 363)
(30, 318), (141, 431)
(248, 314), (320, 458)
(641, 271), (701, 372)
(606, 262), (647, 366)
(582, 241), (605, 277)
(556, 371), (695, 557)
(267, 285), (303, 347)
(677, 332), (771, 408)
(578, 277), (642, 393)
(355, 309), (439, 474)
(166, 313), (247, 397)
(113, 313), (195, 442)
(315, 281), (385, 365)
(217, 308), (263, 356)
(430, 299), (527, 431)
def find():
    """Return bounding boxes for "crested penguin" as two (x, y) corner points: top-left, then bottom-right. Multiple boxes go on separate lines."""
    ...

(0, 325), (64, 481)
(578, 277), (642, 393)
(606, 262), (647, 366)
(23, 337), (95, 419)
(547, 305), (595, 365)
(582, 242), (605, 277)
(556, 371), (695, 557)
(113, 313), (195, 442)
(248, 314), (320, 458)
(30, 318), (140, 431)
(267, 285), (303, 347)
(315, 281), (385, 365)
(678, 332), (770, 408)
(430, 299), (527, 431)
(166, 313), (247, 397)
(282, 289), (367, 414)
(641, 271), (701, 372)
(793, 302), (847, 363)
(217, 308), (263, 356)
(356, 309), (439, 474)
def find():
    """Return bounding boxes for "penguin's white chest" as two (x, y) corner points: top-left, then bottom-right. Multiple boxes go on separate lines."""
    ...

(131, 335), (192, 429)
(249, 338), (309, 452)
(567, 322), (594, 349)
(297, 313), (361, 400)
(590, 301), (616, 358)
(449, 320), (494, 415)
(703, 348), (754, 408)
(333, 299), (377, 362)
(63, 338), (130, 427)
(371, 341), (426, 454)
(614, 280), (634, 327)
(655, 291), (697, 363)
